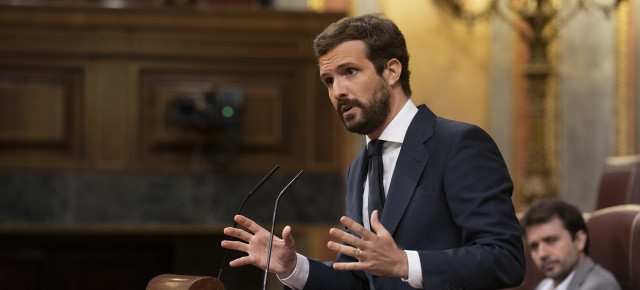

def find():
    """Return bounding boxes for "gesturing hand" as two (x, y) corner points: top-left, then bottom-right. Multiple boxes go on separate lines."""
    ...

(327, 210), (409, 278)
(220, 215), (298, 277)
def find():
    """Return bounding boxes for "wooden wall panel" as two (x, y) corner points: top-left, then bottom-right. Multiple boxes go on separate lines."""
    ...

(138, 65), (307, 171)
(0, 83), (65, 142)
(0, 68), (86, 168)
(141, 73), (285, 147)
(242, 87), (282, 145)
(133, 31), (304, 58)
(0, 6), (345, 173)
(305, 64), (342, 170)
(87, 62), (134, 169)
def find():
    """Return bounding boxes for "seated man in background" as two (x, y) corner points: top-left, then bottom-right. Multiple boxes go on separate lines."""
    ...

(521, 199), (620, 290)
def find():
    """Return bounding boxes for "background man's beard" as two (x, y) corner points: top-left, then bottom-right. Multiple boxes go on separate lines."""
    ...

(338, 81), (391, 135)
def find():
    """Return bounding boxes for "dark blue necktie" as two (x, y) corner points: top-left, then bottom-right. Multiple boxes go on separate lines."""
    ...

(367, 139), (386, 220)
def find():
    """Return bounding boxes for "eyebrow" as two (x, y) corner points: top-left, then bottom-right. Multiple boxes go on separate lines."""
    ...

(529, 234), (558, 245)
(319, 62), (357, 79)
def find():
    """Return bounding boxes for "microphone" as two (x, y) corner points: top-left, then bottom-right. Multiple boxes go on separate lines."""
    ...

(217, 165), (280, 281)
(263, 169), (304, 290)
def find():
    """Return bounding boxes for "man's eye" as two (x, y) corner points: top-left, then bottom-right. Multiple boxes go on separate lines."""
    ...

(347, 68), (356, 75)
(325, 77), (333, 85)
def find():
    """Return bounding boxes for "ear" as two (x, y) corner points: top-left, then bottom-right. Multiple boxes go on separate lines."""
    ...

(383, 58), (402, 87)
(574, 229), (587, 252)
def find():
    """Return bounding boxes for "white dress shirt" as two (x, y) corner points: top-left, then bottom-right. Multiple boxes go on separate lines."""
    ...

(279, 99), (422, 289)
(538, 271), (576, 290)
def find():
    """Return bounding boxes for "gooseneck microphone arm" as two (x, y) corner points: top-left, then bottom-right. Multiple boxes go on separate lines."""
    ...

(263, 169), (304, 290)
(217, 164), (280, 281)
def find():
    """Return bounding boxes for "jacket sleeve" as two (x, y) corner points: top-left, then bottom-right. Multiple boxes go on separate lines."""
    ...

(301, 256), (369, 290)
(295, 160), (370, 290)
(419, 124), (525, 289)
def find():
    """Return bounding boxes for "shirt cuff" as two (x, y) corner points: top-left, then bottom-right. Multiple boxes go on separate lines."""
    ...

(401, 250), (423, 289)
(277, 253), (309, 290)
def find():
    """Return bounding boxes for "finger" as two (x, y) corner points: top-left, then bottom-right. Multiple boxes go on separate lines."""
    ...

(333, 261), (364, 271)
(220, 240), (250, 252)
(228, 255), (253, 268)
(327, 240), (360, 258)
(234, 215), (265, 234)
(223, 227), (253, 242)
(340, 216), (375, 240)
(329, 227), (362, 248)
(369, 210), (388, 236)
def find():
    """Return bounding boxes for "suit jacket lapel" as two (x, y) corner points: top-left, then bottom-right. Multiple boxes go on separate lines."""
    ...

(567, 257), (596, 289)
(381, 105), (435, 236)
(347, 147), (368, 226)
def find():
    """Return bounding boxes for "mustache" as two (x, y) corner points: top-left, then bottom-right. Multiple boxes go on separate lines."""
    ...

(337, 98), (363, 112)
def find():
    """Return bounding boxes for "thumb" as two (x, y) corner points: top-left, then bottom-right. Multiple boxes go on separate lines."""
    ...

(282, 225), (295, 247)
(370, 210), (387, 236)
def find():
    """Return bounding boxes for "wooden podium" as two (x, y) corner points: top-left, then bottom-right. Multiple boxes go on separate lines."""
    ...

(147, 274), (224, 290)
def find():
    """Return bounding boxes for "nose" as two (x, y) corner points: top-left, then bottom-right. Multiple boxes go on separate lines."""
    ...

(535, 243), (550, 260)
(331, 78), (348, 100)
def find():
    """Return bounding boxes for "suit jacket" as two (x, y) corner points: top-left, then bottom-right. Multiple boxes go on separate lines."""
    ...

(303, 104), (525, 289)
(535, 257), (621, 290)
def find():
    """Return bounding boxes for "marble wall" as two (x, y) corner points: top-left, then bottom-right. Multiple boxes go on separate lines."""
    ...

(559, 9), (616, 211)
(489, 18), (516, 174)
(0, 171), (344, 225)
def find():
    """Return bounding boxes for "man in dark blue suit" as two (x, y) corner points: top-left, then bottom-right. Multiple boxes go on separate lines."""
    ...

(221, 14), (525, 289)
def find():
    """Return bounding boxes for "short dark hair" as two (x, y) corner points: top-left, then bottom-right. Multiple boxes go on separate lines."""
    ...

(521, 199), (590, 255)
(313, 13), (412, 97)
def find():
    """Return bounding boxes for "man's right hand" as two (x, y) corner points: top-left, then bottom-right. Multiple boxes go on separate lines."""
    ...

(221, 215), (298, 277)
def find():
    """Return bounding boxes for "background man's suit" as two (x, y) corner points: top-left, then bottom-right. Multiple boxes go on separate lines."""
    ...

(536, 257), (621, 290)
(303, 104), (525, 289)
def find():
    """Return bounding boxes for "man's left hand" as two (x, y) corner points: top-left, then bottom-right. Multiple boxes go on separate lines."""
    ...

(327, 210), (409, 278)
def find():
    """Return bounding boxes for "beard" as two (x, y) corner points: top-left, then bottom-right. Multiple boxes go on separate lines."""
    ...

(336, 79), (391, 135)
(543, 258), (579, 284)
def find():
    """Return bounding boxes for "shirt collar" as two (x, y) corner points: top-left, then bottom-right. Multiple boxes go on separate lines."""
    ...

(554, 270), (576, 290)
(366, 99), (418, 144)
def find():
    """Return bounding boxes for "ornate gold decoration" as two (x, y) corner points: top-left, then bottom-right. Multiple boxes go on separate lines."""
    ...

(436, 0), (623, 204)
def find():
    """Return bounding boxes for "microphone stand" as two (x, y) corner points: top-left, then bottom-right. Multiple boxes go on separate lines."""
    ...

(262, 169), (304, 290)
(217, 165), (280, 281)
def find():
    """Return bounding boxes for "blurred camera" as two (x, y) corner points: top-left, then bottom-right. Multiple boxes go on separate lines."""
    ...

(168, 87), (244, 129)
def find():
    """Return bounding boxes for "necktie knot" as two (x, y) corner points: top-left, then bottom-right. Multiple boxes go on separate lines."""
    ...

(368, 139), (385, 157)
